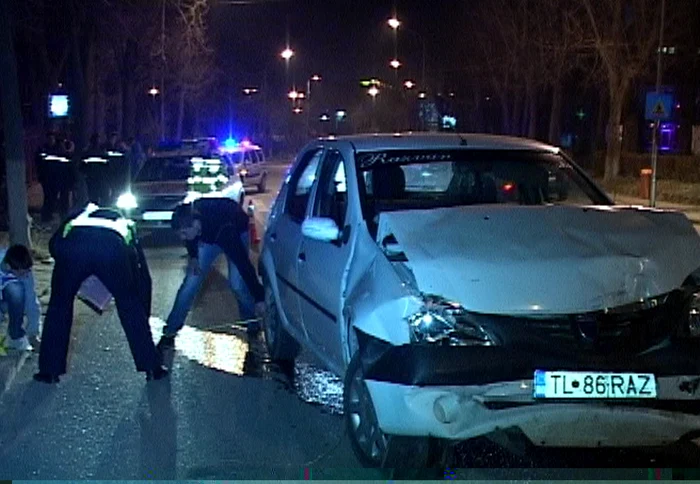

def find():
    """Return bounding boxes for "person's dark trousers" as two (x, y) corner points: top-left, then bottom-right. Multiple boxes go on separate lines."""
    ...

(38, 230), (160, 376)
(41, 181), (58, 222)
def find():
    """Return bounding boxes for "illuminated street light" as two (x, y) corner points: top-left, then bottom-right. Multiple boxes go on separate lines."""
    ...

(242, 87), (259, 95)
(418, 91), (427, 99)
(293, 107), (303, 114)
(388, 17), (401, 30)
(310, 74), (322, 82)
(297, 92), (306, 99)
(148, 86), (160, 97)
(390, 59), (401, 69)
(403, 80), (416, 89)
(281, 48), (295, 60)
(320, 113), (330, 122)
(368, 86), (380, 97)
(336, 110), (347, 119)
(288, 90), (300, 100)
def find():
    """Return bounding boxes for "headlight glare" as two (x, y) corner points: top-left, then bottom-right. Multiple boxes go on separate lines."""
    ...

(408, 295), (495, 346)
(116, 192), (137, 210)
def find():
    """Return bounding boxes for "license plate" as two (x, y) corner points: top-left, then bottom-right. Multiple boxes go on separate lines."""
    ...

(534, 370), (657, 399)
(142, 211), (173, 221)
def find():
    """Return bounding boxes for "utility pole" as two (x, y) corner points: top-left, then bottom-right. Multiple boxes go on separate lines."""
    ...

(0, 1), (30, 247)
(650, 0), (666, 207)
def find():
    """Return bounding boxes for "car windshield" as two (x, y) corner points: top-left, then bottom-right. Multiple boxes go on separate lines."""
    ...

(357, 149), (610, 213)
(135, 156), (192, 182)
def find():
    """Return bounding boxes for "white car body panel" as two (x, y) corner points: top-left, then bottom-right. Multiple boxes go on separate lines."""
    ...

(378, 204), (700, 315)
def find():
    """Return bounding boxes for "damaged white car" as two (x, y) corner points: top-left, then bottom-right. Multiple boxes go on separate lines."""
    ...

(258, 133), (700, 468)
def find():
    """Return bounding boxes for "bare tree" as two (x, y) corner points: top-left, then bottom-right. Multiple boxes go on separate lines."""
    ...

(580, 0), (663, 180)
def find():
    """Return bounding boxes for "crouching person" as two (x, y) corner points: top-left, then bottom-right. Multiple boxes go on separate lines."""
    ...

(34, 203), (167, 383)
(1, 245), (42, 351)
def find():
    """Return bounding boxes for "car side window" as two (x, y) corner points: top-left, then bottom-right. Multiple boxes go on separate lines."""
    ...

(285, 149), (323, 223)
(244, 150), (254, 164)
(256, 149), (265, 163)
(313, 150), (348, 229)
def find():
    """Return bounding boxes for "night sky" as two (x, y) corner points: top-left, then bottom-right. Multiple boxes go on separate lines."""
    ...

(208, 0), (466, 107)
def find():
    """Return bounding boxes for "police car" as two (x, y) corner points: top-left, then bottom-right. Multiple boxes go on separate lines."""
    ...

(219, 139), (269, 193)
(116, 140), (245, 231)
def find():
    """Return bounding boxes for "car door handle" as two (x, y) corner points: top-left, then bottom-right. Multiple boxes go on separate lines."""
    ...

(298, 252), (306, 261)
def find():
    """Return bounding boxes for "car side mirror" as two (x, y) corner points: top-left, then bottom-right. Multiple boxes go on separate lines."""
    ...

(302, 217), (341, 242)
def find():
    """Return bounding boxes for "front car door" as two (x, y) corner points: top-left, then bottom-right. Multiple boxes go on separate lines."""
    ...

(297, 146), (358, 371)
(267, 147), (325, 339)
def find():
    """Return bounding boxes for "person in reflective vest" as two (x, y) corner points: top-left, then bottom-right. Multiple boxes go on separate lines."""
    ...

(81, 133), (111, 205)
(37, 133), (72, 223)
(33, 203), (168, 383)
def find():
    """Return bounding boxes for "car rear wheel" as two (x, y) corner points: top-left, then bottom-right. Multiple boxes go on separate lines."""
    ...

(343, 352), (450, 472)
(258, 174), (267, 193)
(262, 278), (300, 362)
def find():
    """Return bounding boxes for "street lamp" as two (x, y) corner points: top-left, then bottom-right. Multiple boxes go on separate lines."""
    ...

(390, 59), (402, 69)
(288, 89), (299, 100)
(280, 48), (294, 60)
(320, 113), (330, 122)
(310, 74), (322, 82)
(148, 86), (160, 97)
(403, 80), (416, 89)
(418, 91), (427, 99)
(368, 86), (380, 98)
(386, 16), (427, 88)
(242, 87), (259, 95)
(293, 107), (303, 114)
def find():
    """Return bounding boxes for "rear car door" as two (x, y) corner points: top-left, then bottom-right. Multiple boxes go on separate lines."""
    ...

(297, 148), (355, 367)
(268, 147), (325, 337)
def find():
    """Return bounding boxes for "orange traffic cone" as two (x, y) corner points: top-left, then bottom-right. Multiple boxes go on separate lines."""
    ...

(247, 200), (260, 247)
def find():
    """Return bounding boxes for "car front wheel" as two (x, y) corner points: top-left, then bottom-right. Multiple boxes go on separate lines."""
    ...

(343, 352), (450, 472)
(262, 278), (300, 362)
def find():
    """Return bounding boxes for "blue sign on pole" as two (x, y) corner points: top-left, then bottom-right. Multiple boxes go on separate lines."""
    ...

(645, 93), (672, 121)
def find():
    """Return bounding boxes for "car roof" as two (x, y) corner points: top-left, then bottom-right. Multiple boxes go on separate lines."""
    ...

(320, 132), (559, 153)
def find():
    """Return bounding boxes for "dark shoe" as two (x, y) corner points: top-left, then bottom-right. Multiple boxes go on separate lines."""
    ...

(157, 334), (176, 350)
(33, 372), (60, 384)
(146, 365), (169, 381)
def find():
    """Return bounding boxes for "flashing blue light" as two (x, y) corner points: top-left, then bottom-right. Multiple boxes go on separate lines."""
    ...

(224, 138), (239, 149)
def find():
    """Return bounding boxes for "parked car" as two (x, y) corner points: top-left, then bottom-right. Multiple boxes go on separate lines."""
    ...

(258, 133), (700, 468)
(116, 152), (245, 231)
(220, 141), (268, 193)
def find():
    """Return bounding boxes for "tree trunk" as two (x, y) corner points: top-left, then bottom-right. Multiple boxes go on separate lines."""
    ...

(0, 1), (30, 247)
(548, 82), (563, 144)
(527, 88), (537, 139)
(500, 97), (510, 135)
(121, 39), (138, 139)
(604, 82), (628, 181)
(69, 6), (88, 151)
(512, 91), (523, 136)
(176, 89), (185, 140)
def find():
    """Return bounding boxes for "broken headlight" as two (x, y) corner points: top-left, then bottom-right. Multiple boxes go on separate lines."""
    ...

(687, 293), (700, 338)
(407, 295), (496, 346)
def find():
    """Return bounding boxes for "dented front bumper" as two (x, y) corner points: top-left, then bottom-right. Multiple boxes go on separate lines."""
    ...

(366, 378), (700, 447)
(359, 334), (700, 447)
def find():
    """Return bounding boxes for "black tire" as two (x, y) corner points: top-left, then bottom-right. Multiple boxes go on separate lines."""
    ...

(258, 174), (267, 193)
(343, 352), (450, 472)
(262, 278), (300, 362)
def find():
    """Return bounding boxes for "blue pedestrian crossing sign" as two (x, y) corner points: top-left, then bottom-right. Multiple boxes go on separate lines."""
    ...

(645, 93), (672, 121)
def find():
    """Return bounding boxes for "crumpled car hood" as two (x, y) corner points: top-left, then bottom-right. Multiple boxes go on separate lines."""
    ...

(378, 205), (700, 315)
